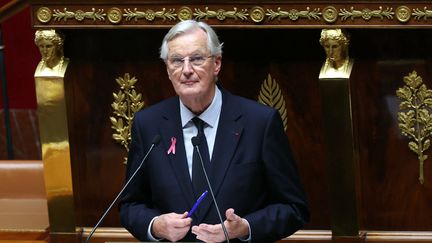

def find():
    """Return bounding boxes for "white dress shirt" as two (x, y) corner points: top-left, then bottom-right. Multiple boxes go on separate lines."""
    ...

(180, 86), (222, 179)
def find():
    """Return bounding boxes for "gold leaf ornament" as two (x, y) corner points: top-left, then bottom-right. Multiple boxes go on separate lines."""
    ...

(110, 73), (145, 164)
(413, 7), (432, 21)
(396, 71), (432, 184)
(257, 74), (288, 131)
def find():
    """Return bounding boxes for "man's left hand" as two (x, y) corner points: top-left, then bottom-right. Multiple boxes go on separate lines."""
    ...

(191, 208), (249, 242)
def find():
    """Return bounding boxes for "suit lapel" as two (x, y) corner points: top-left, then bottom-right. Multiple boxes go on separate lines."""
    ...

(159, 98), (195, 208)
(197, 90), (243, 222)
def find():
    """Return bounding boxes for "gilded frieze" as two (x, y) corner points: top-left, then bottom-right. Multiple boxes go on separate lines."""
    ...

(53, 8), (106, 22)
(34, 4), (432, 26)
(194, 7), (248, 21)
(339, 6), (394, 21)
(413, 7), (432, 21)
(123, 8), (176, 22)
(266, 7), (321, 21)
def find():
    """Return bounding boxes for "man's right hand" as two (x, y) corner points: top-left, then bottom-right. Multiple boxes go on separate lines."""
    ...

(152, 212), (192, 242)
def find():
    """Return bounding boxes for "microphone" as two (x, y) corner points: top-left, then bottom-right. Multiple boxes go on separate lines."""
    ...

(191, 136), (230, 243)
(85, 135), (161, 243)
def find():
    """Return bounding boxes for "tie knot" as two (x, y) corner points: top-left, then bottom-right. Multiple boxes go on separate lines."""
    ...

(192, 117), (205, 135)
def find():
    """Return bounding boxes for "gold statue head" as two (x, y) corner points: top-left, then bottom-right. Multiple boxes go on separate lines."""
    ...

(319, 29), (350, 69)
(34, 30), (64, 68)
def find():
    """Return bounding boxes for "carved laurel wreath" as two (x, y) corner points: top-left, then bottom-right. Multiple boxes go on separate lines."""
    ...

(396, 71), (432, 184)
(110, 73), (144, 164)
(257, 74), (288, 131)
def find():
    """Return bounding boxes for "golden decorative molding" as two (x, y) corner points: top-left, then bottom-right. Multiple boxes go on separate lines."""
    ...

(339, 6), (394, 21)
(107, 7), (122, 24)
(36, 6), (52, 23)
(396, 71), (432, 185)
(123, 8), (176, 22)
(53, 8), (106, 22)
(413, 7), (432, 21)
(250, 6), (265, 23)
(322, 6), (338, 23)
(257, 74), (288, 131)
(33, 4), (432, 27)
(110, 73), (144, 164)
(178, 6), (193, 21)
(395, 6), (411, 23)
(266, 7), (321, 21)
(194, 7), (248, 21)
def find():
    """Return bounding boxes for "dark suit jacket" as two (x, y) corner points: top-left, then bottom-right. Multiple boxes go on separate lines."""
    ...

(119, 88), (309, 242)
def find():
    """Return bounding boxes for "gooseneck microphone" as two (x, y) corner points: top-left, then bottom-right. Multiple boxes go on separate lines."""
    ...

(85, 135), (161, 243)
(191, 136), (230, 243)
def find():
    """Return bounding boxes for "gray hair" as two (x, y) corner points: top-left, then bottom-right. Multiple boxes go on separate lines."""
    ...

(160, 20), (223, 61)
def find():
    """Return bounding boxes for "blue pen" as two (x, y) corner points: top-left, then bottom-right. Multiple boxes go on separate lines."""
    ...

(187, 190), (208, 217)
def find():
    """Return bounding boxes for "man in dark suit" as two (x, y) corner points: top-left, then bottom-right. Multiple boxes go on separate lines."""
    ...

(119, 20), (309, 242)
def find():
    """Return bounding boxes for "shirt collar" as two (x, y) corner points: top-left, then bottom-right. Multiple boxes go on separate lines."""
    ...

(180, 86), (222, 128)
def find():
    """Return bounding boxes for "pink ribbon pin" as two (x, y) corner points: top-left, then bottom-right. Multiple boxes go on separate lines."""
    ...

(167, 137), (176, 155)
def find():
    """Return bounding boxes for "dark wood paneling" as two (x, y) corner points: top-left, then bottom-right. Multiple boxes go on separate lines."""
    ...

(64, 29), (173, 227)
(350, 29), (432, 230)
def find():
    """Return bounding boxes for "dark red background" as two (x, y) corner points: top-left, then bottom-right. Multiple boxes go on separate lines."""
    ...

(0, 1), (39, 109)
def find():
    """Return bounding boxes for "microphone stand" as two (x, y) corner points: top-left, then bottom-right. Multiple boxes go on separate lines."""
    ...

(85, 135), (161, 243)
(192, 137), (230, 243)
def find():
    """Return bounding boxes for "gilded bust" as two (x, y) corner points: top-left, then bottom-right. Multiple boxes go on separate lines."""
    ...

(319, 29), (353, 79)
(34, 29), (69, 77)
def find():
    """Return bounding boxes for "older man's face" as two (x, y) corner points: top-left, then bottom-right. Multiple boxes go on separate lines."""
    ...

(166, 28), (221, 108)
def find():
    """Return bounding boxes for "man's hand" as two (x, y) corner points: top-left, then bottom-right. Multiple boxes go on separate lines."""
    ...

(152, 212), (192, 242)
(191, 208), (249, 243)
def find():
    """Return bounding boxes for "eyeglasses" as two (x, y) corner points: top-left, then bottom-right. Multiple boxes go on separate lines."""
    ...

(167, 55), (213, 69)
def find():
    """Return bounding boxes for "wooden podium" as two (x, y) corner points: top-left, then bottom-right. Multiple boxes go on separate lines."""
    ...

(28, 1), (432, 242)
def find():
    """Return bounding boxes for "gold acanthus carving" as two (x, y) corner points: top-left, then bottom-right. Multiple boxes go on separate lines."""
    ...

(194, 7), (248, 21)
(413, 7), (432, 21)
(396, 71), (432, 185)
(266, 7), (321, 21)
(257, 74), (288, 131)
(53, 8), (106, 22)
(339, 6), (394, 21)
(123, 8), (176, 22)
(110, 73), (144, 164)
(36, 5), (432, 25)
